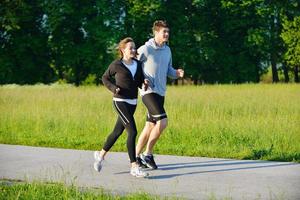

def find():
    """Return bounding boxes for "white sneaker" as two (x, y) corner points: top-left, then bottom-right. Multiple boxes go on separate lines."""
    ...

(94, 151), (102, 162)
(93, 151), (104, 172)
(130, 167), (148, 178)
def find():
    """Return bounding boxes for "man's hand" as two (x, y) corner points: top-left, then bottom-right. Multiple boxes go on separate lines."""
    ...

(176, 69), (184, 78)
(143, 79), (149, 91)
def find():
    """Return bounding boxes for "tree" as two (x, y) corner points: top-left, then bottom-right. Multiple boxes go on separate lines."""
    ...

(281, 16), (300, 82)
(258, 0), (299, 83)
(0, 0), (299, 85)
(0, 0), (54, 84)
(159, 0), (202, 85)
(42, 1), (123, 85)
(189, 0), (267, 83)
(220, 0), (267, 83)
(122, 0), (162, 47)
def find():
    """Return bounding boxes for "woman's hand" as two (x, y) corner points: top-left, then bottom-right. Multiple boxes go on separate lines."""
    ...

(115, 88), (120, 94)
(143, 79), (149, 91)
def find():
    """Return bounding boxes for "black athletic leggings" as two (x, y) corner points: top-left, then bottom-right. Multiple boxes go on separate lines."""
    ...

(102, 101), (137, 163)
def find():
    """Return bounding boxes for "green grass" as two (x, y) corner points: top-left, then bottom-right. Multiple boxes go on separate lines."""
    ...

(0, 180), (172, 200)
(0, 179), (286, 200)
(0, 84), (299, 162)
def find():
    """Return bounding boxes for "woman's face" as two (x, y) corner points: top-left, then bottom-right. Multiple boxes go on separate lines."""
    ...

(122, 42), (136, 58)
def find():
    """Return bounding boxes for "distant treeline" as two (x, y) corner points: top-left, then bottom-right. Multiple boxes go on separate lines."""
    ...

(1, 0), (299, 85)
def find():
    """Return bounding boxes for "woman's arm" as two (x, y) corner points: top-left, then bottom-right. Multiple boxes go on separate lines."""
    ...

(102, 63), (119, 94)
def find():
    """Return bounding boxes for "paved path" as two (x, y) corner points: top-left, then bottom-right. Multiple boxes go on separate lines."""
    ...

(0, 144), (299, 199)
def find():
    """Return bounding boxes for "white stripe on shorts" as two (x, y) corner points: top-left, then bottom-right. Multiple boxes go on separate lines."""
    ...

(150, 113), (167, 118)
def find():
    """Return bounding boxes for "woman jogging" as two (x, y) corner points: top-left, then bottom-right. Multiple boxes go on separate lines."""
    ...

(93, 37), (148, 178)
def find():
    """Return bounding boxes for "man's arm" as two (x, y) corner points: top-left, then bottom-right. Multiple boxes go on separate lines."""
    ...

(167, 56), (184, 78)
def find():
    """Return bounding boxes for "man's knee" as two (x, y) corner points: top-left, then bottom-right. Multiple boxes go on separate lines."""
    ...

(157, 118), (168, 131)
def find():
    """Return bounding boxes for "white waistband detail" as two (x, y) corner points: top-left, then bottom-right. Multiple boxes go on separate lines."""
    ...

(150, 113), (167, 118)
(113, 98), (137, 105)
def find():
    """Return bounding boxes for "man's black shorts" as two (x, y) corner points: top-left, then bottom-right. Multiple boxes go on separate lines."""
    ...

(142, 93), (167, 123)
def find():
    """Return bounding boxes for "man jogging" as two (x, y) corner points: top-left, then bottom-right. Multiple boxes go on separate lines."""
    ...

(136, 20), (184, 169)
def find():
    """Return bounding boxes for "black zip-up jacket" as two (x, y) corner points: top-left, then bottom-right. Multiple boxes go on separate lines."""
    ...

(102, 58), (144, 99)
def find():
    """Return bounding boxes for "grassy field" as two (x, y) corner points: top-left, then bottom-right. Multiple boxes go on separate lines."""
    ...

(0, 180), (173, 200)
(0, 84), (299, 162)
(0, 180), (285, 200)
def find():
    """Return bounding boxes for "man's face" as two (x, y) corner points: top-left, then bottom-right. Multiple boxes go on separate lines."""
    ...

(155, 27), (169, 43)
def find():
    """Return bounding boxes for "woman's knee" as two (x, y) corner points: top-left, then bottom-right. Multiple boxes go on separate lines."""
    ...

(127, 128), (137, 138)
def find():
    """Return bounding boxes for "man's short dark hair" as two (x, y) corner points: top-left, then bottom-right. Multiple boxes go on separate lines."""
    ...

(152, 20), (169, 34)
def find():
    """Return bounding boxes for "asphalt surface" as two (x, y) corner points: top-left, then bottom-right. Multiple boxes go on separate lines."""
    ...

(0, 144), (299, 199)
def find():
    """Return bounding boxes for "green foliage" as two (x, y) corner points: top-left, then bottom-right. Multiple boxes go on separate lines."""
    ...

(0, 0), (54, 84)
(1, 1), (300, 84)
(281, 16), (300, 68)
(82, 74), (97, 86)
(42, 1), (122, 86)
(122, 0), (162, 46)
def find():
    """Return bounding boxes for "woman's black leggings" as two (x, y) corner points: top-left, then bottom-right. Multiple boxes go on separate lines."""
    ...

(102, 101), (137, 163)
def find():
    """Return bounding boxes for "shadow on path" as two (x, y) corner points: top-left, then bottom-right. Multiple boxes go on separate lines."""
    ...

(148, 161), (299, 179)
(114, 160), (299, 179)
(159, 160), (273, 171)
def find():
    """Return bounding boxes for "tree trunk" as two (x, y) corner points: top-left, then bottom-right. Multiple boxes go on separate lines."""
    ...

(174, 79), (178, 85)
(74, 60), (83, 86)
(75, 67), (80, 86)
(255, 62), (260, 83)
(58, 66), (64, 80)
(270, 12), (279, 83)
(282, 63), (289, 83)
(271, 59), (279, 82)
(295, 66), (299, 83)
(193, 78), (198, 85)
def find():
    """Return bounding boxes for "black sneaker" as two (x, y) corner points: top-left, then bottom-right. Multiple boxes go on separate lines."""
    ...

(141, 154), (158, 169)
(136, 156), (148, 168)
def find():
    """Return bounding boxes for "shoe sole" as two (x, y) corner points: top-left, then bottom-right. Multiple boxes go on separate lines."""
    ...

(142, 159), (157, 169)
(138, 161), (149, 168)
(145, 163), (157, 169)
(131, 173), (149, 178)
(140, 164), (149, 169)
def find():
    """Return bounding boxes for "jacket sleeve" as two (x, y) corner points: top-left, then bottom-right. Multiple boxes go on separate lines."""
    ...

(137, 47), (146, 89)
(137, 62), (145, 89)
(137, 45), (147, 63)
(167, 55), (178, 79)
(102, 63), (118, 93)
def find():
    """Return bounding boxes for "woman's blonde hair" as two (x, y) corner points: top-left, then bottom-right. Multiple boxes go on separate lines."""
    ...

(117, 37), (134, 58)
